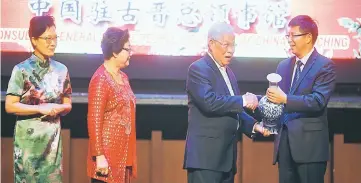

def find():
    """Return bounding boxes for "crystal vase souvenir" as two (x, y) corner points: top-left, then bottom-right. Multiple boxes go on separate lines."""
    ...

(258, 73), (284, 134)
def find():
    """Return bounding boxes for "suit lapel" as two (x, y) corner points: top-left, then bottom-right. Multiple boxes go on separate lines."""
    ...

(204, 54), (231, 95)
(283, 57), (295, 94)
(226, 67), (240, 95)
(289, 50), (318, 94)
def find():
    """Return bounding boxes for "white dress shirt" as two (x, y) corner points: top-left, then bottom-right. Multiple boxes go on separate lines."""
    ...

(207, 52), (235, 96)
(213, 63), (235, 96)
(291, 47), (314, 86)
(208, 52), (247, 130)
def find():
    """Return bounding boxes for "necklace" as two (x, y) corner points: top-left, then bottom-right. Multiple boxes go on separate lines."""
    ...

(104, 63), (123, 85)
(104, 63), (119, 75)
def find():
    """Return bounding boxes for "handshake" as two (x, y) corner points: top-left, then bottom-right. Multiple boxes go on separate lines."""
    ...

(242, 92), (259, 111)
(242, 87), (286, 110)
(242, 92), (271, 137)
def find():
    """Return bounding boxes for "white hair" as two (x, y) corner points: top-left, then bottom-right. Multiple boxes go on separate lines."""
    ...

(207, 22), (235, 41)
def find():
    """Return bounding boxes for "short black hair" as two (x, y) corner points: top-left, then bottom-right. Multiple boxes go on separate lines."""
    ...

(288, 15), (318, 44)
(101, 27), (130, 60)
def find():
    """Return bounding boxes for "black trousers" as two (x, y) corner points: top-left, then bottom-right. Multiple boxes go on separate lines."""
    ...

(187, 168), (234, 183)
(278, 126), (327, 183)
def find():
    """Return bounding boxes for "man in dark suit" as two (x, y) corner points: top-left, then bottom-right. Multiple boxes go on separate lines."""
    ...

(183, 22), (270, 183)
(266, 15), (336, 183)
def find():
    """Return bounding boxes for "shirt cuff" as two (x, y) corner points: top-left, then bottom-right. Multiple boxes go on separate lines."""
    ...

(242, 95), (246, 107)
(252, 123), (257, 133)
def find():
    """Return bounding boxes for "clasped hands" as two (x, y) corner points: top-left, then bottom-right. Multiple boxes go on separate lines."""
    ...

(38, 103), (66, 118)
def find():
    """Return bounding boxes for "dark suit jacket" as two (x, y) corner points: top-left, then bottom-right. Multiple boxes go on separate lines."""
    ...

(273, 49), (336, 164)
(183, 54), (256, 173)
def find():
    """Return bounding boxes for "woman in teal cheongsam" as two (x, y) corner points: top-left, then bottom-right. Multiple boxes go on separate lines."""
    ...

(5, 16), (72, 183)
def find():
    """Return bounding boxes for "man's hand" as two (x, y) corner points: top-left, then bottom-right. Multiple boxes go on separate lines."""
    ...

(254, 123), (271, 137)
(266, 87), (287, 104)
(243, 92), (259, 111)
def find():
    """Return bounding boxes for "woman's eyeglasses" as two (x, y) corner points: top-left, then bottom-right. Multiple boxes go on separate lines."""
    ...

(122, 47), (131, 52)
(38, 36), (59, 43)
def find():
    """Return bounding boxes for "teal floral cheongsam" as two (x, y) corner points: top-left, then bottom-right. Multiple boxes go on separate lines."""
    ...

(6, 54), (72, 183)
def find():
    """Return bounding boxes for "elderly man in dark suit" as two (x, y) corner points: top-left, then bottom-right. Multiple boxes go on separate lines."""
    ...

(183, 22), (270, 183)
(267, 15), (336, 183)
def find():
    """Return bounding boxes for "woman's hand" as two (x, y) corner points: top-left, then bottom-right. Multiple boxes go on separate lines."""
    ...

(38, 103), (64, 117)
(96, 155), (109, 176)
(38, 103), (55, 116)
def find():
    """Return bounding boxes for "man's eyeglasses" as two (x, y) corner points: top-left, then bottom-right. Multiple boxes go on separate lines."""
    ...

(38, 36), (59, 43)
(212, 39), (237, 49)
(285, 33), (309, 39)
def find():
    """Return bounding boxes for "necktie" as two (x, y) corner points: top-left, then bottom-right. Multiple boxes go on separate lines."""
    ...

(283, 60), (303, 125)
(290, 60), (303, 91)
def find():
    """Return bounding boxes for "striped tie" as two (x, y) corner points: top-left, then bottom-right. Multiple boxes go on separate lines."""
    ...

(283, 60), (303, 125)
(290, 60), (303, 91)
